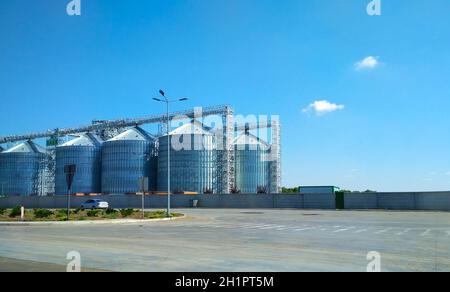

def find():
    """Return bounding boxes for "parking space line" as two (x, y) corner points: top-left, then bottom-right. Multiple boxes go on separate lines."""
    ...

(257, 224), (277, 229)
(248, 225), (269, 229)
(334, 227), (355, 233)
(354, 229), (367, 234)
(396, 228), (411, 235)
(421, 229), (432, 236)
(260, 225), (286, 230)
(294, 227), (315, 232)
(396, 228), (411, 236)
(374, 228), (391, 234)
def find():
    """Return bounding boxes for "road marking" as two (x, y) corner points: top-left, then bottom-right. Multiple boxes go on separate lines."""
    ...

(333, 226), (341, 228)
(257, 224), (278, 229)
(374, 228), (391, 234)
(421, 229), (432, 237)
(396, 228), (411, 236)
(294, 227), (315, 232)
(250, 225), (269, 229)
(354, 229), (367, 234)
(334, 227), (355, 233)
(236, 223), (254, 227)
(260, 225), (286, 230)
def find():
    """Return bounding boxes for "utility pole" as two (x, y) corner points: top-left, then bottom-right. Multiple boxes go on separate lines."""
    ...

(153, 90), (188, 218)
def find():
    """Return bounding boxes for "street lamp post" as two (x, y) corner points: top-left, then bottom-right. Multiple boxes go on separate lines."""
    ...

(153, 90), (188, 218)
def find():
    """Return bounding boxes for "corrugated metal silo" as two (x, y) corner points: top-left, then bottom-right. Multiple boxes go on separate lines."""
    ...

(234, 132), (271, 193)
(102, 127), (156, 194)
(55, 133), (102, 195)
(157, 120), (217, 194)
(0, 141), (47, 196)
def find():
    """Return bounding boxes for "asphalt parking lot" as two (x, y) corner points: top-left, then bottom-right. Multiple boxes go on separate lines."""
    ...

(0, 209), (449, 272)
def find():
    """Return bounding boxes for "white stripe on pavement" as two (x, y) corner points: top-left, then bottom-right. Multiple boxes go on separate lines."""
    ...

(421, 229), (432, 236)
(294, 227), (315, 232)
(260, 225), (286, 230)
(396, 228), (411, 235)
(354, 229), (367, 234)
(334, 227), (355, 233)
(374, 228), (391, 234)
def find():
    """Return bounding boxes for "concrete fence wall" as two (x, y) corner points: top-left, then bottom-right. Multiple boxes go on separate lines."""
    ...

(0, 194), (335, 210)
(0, 192), (449, 211)
(344, 192), (450, 211)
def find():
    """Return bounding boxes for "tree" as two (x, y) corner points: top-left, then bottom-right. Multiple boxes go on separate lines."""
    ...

(281, 187), (299, 194)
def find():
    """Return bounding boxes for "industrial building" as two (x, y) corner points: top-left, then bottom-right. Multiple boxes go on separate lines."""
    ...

(0, 141), (47, 196)
(102, 127), (157, 194)
(157, 120), (218, 194)
(0, 105), (281, 196)
(234, 132), (272, 193)
(55, 133), (102, 195)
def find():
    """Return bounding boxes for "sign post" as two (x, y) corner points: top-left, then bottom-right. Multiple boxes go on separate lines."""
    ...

(139, 177), (149, 219)
(65, 164), (76, 221)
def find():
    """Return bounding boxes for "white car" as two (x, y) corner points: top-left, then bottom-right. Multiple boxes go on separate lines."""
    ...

(80, 199), (109, 210)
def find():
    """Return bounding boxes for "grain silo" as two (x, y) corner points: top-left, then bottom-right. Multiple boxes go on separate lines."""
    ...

(234, 132), (271, 193)
(101, 127), (156, 194)
(0, 141), (47, 196)
(157, 120), (217, 194)
(55, 133), (102, 195)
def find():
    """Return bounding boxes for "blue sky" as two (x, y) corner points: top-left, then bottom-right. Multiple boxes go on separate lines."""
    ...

(1, 0), (450, 191)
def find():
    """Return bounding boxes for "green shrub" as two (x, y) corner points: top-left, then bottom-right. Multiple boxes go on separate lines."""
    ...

(105, 208), (118, 215)
(0, 208), (6, 215)
(120, 208), (134, 217)
(56, 209), (68, 217)
(104, 213), (118, 219)
(9, 206), (22, 218)
(33, 209), (54, 219)
(87, 210), (100, 217)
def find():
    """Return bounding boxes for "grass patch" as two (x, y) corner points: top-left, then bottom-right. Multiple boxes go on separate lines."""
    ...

(33, 209), (54, 219)
(9, 206), (22, 218)
(86, 210), (99, 217)
(0, 208), (183, 222)
(120, 208), (134, 217)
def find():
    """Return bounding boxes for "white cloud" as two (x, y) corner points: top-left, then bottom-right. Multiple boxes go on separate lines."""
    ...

(302, 100), (345, 116)
(355, 56), (379, 70)
(445, 172), (450, 176)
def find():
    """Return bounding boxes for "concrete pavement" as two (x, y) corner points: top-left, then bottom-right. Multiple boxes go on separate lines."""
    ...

(0, 209), (449, 272)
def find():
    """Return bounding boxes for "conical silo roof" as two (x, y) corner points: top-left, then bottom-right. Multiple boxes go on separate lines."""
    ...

(60, 133), (102, 147)
(168, 120), (214, 136)
(107, 127), (154, 142)
(2, 141), (47, 154)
